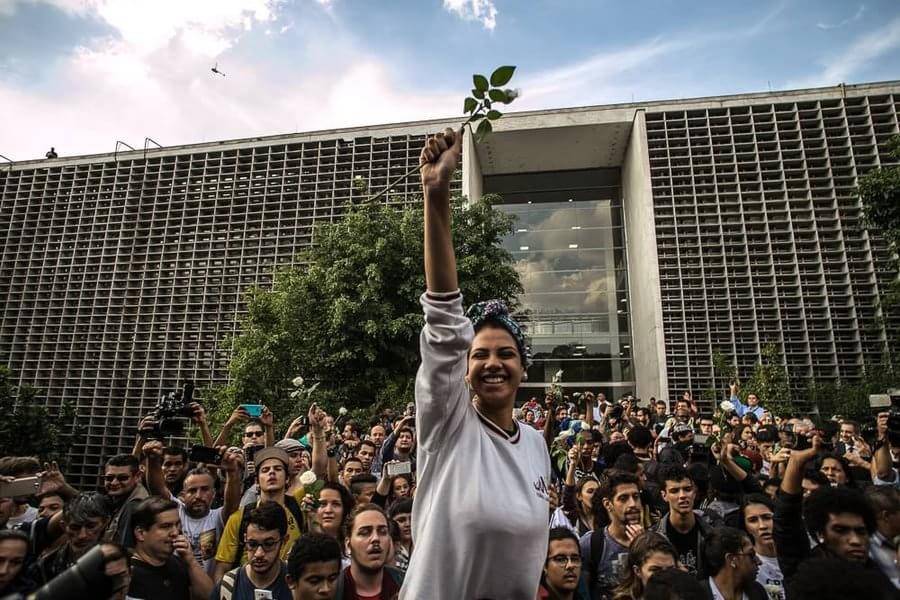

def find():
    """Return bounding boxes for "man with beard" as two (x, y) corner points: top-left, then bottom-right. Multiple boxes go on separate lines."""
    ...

(335, 504), (403, 599)
(213, 501), (293, 599)
(101, 454), (148, 548)
(654, 465), (713, 576)
(740, 494), (784, 599)
(580, 470), (644, 600)
(31, 492), (111, 585)
(127, 496), (213, 600)
(143, 441), (243, 575)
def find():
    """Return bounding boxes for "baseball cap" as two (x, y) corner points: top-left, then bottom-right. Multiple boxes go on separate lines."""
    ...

(254, 447), (291, 472)
(672, 423), (694, 437)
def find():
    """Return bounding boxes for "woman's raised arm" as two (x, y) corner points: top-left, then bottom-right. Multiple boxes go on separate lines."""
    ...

(421, 128), (463, 294)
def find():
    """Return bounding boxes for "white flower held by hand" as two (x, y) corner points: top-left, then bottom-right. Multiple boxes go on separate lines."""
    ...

(720, 400), (735, 413)
(552, 370), (564, 383)
(291, 376), (304, 387)
(338, 407), (348, 416)
(298, 470), (317, 486)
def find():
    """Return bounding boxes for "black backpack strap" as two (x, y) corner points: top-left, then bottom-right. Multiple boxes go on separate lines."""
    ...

(232, 507), (252, 569)
(283, 495), (305, 533)
(589, 528), (605, 597)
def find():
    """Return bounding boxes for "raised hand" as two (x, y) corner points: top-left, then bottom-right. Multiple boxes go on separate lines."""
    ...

(420, 128), (462, 196)
(38, 461), (66, 496)
(188, 402), (207, 424)
(260, 406), (274, 427)
(226, 406), (250, 426)
(141, 440), (164, 463)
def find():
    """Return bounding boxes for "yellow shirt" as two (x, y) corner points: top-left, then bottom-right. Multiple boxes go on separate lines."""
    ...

(214, 487), (315, 566)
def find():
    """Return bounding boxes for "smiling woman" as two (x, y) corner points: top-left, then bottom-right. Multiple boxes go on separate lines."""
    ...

(399, 128), (551, 600)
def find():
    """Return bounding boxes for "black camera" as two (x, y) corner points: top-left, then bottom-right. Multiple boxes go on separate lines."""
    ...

(140, 381), (195, 439)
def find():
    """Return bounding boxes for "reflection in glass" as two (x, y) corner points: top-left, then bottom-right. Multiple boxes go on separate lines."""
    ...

(493, 188), (635, 397)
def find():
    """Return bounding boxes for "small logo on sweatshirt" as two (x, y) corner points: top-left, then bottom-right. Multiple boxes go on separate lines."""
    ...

(533, 476), (550, 502)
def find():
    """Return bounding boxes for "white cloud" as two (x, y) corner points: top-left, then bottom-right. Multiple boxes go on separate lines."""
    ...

(443, 0), (497, 31)
(817, 4), (865, 30)
(791, 15), (900, 88)
(0, 1), (460, 161)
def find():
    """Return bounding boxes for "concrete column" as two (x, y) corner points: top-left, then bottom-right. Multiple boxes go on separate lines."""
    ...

(622, 109), (669, 402)
(462, 131), (483, 200)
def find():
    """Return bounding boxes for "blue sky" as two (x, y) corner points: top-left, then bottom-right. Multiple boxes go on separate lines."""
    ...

(1, 0), (898, 160)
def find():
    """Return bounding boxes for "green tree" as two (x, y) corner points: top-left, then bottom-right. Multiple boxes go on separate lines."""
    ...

(742, 343), (793, 417)
(207, 195), (522, 432)
(858, 134), (900, 306)
(0, 365), (81, 465)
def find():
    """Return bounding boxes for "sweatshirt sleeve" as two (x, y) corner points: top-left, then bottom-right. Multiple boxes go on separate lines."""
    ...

(773, 488), (810, 582)
(414, 292), (474, 452)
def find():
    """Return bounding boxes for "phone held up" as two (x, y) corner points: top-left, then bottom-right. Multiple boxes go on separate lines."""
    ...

(189, 445), (224, 465)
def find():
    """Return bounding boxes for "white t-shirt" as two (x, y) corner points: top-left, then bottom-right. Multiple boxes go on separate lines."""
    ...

(175, 498), (224, 575)
(756, 554), (785, 600)
(6, 505), (38, 527)
(400, 293), (551, 600)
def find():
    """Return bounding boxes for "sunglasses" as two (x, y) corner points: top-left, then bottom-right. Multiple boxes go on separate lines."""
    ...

(245, 539), (281, 552)
(244, 431), (265, 438)
(104, 474), (132, 483)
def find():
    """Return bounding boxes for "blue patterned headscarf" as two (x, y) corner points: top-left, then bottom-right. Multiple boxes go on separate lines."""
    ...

(466, 299), (533, 368)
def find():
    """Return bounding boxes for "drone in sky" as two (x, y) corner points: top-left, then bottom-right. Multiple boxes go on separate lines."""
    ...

(210, 63), (226, 77)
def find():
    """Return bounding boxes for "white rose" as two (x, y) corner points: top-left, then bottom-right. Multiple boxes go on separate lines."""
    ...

(298, 470), (317, 486)
(338, 407), (348, 416)
(291, 376), (304, 387)
(290, 390), (301, 399)
(553, 369), (564, 382)
(720, 400), (735, 412)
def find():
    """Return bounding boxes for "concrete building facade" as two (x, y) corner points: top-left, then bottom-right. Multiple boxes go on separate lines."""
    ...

(2, 81), (898, 482)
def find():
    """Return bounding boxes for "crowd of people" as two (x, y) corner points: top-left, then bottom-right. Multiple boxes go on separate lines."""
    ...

(0, 128), (898, 600)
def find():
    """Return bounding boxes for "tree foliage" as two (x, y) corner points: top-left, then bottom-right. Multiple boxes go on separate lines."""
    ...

(206, 195), (522, 431)
(741, 343), (794, 417)
(858, 134), (900, 306)
(0, 365), (81, 465)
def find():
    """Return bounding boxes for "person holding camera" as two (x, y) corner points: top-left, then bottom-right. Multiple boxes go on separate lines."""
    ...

(141, 440), (243, 575)
(400, 128), (551, 599)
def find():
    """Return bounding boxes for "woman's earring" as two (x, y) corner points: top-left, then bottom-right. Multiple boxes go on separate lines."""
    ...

(522, 372), (528, 382)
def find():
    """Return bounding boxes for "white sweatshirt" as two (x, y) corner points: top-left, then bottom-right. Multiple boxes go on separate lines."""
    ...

(400, 293), (551, 600)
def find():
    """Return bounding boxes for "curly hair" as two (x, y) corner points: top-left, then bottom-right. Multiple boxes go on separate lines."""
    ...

(802, 486), (876, 539)
(286, 533), (342, 580)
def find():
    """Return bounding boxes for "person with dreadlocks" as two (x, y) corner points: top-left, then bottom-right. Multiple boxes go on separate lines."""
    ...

(398, 127), (551, 600)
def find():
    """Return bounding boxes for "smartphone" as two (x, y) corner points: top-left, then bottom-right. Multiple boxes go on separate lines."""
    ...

(386, 461), (412, 477)
(0, 476), (41, 498)
(189, 445), (224, 465)
(240, 404), (264, 418)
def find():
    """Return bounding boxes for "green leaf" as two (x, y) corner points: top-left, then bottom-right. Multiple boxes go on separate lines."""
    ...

(468, 113), (485, 123)
(472, 87), (484, 100)
(475, 118), (492, 142)
(463, 97), (477, 114)
(488, 89), (509, 103)
(487, 110), (502, 121)
(490, 65), (515, 87)
(473, 74), (489, 92)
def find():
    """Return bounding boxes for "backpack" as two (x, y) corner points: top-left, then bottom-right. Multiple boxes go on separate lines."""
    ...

(230, 496), (305, 569)
(218, 562), (288, 600)
(218, 566), (241, 600)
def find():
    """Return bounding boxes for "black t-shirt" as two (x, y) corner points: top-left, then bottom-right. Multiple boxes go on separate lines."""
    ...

(128, 556), (191, 600)
(665, 518), (700, 575)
